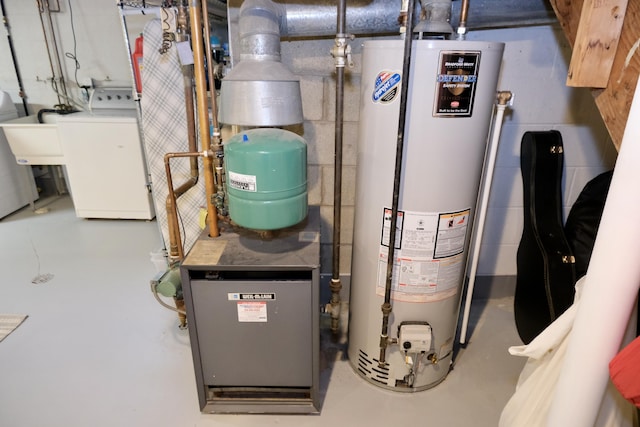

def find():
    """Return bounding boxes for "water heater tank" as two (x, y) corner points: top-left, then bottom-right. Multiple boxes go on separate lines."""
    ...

(348, 39), (504, 391)
(224, 128), (308, 230)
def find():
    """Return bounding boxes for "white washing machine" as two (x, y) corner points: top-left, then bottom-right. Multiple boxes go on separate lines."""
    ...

(0, 91), (37, 219)
(56, 88), (155, 220)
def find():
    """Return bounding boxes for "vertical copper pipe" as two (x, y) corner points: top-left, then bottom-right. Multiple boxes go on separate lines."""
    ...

(201, 0), (225, 199)
(189, 0), (220, 237)
(201, 0), (220, 134)
(457, 0), (470, 39)
(164, 11), (201, 261)
(459, 0), (470, 28)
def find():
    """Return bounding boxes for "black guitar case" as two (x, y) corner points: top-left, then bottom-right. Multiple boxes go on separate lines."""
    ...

(515, 131), (577, 344)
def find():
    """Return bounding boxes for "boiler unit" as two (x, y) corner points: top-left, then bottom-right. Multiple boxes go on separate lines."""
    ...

(180, 207), (320, 414)
(348, 39), (504, 391)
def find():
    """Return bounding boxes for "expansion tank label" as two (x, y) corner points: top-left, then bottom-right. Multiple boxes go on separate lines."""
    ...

(433, 51), (480, 117)
(372, 71), (401, 104)
(228, 171), (257, 192)
(376, 208), (470, 303)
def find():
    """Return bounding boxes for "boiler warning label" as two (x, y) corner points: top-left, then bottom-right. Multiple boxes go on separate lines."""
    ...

(433, 51), (480, 117)
(237, 301), (267, 322)
(372, 71), (401, 104)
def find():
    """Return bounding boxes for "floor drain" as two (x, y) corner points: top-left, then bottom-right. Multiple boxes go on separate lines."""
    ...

(32, 273), (54, 284)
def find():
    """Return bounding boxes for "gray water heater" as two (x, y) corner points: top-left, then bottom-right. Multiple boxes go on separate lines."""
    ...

(348, 39), (504, 391)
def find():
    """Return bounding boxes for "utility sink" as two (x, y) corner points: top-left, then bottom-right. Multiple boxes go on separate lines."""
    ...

(0, 113), (65, 165)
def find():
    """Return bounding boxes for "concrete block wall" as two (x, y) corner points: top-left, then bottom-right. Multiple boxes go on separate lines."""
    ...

(280, 37), (363, 279)
(466, 26), (617, 276)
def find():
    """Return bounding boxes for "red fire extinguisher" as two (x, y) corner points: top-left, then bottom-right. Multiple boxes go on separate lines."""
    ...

(132, 34), (143, 93)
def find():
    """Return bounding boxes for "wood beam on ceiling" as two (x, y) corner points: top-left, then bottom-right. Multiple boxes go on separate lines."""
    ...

(550, 0), (640, 150)
(566, 0), (627, 88)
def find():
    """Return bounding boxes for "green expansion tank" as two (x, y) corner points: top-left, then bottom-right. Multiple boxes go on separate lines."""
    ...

(224, 128), (308, 230)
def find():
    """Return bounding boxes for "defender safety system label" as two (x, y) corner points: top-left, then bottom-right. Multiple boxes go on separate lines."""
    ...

(434, 51), (480, 117)
(372, 71), (402, 104)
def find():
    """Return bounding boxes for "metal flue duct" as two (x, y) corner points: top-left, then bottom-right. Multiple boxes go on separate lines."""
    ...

(219, 0), (303, 126)
(226, 0), (556, 42)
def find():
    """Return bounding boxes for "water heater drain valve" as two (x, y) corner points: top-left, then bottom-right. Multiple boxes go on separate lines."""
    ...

(398, 322), (433, 354)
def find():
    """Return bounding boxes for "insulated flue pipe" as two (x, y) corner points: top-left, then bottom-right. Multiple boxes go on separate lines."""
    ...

(379, 0), (416, 367)
(280, 0), (404, 37)
(459, 91), (512, 345)
(227, 0), (555, 44)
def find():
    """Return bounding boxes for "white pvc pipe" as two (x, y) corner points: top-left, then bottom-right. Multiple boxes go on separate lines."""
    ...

(547, 80), (640, 426)
(459, 92), (511, 345)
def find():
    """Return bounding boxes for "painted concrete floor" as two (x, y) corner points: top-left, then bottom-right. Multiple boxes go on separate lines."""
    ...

(0, 196), (525, 427)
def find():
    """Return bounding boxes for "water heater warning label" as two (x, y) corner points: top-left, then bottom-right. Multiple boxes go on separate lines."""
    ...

(372, 71), (401, 104)
(376, 208), (470, 303)
(434, 51), (480, 117)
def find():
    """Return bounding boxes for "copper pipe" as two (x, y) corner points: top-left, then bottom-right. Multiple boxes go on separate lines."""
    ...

(190, 0), (220, 238)
(201, 0), (225, 209)
(201, 0), (220, 134)
(164, 152), (204, 260)
(457, 0), (469, 39)
(163, 10), (200, 262)
(460, 0), (469, 27)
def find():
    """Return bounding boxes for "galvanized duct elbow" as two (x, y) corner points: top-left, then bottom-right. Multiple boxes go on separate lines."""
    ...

(219, 0), (303, 126)
(414, 0), (454, 36)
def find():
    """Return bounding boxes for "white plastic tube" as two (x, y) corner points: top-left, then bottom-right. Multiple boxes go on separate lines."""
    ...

(459, 91), (511, 345)
(547, 81), (640, 426)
